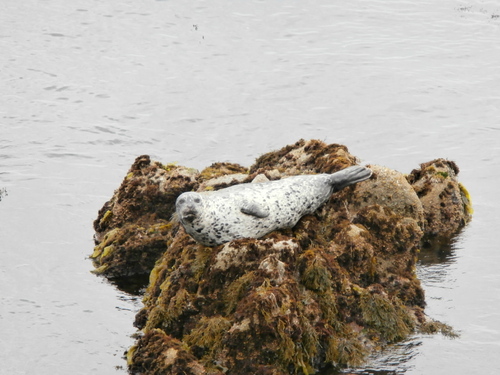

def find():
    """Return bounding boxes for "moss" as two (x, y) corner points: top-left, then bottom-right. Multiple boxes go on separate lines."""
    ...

(325, 335), (368, 367)
(300, 250), (332, 293)
(91, 155), (199, 282)
(298, 317), (320, 368)
(224, 271), (258, 314)
(147, 266), (162, 297)
(419, 320), (459, 338)
(249, 139), (358, 176)
(199, 162), (248, 181)
(275, 317), (318, 375)
(165, 288), (190, 322)
(250, 139), (307, 173)
(145, 288), (192, 332)
(190, 246), (214, 282)
(91, 223), (175, 281)
(360, 291), (414, 343)
(275, 317), (296, 366)
(185, 316), (232, 360)
(128, 329), (207, 375)
(316, 290), (339, 326)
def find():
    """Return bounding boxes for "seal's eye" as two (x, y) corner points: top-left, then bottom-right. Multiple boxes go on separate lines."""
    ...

(194, 197), (201, 204)
(178, 198), (185, 204)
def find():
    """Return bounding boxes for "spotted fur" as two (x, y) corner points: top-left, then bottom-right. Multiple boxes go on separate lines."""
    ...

(175, 166), (372, 246)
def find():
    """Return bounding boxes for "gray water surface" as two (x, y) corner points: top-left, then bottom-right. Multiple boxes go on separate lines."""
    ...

(1, 1), (500, 374)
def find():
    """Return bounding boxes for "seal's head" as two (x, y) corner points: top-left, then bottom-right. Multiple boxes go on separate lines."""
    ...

(176, 192), (203, 223)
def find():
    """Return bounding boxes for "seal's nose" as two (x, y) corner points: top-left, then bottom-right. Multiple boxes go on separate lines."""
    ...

(182, 206), (197, 222)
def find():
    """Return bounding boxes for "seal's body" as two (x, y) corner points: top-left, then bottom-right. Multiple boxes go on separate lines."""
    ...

(175, 165), (372, 246)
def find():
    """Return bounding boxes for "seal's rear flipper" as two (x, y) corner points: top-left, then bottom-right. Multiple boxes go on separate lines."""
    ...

(241, 201), (270, 218)
(329, 166), (372, 192)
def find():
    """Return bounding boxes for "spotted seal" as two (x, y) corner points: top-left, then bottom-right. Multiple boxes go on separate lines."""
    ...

(175, 165), (372, 246)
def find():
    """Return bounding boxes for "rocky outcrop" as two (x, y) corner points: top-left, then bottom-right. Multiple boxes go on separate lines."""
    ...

(91, 139), (471, 374)
(407, 158), (473, 238)
(90, 156), (241, 279)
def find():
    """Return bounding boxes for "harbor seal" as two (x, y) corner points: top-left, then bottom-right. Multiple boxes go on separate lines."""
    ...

(175, 165), (372, 246)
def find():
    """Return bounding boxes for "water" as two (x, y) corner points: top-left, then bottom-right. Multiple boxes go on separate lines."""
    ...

(1, 0), (499, 374)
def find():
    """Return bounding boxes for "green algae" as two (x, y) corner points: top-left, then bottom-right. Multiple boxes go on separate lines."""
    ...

(300, 250), (332, 293)
(224, 271), (258, 314)
(145, 288), (192, 332)
(459, 182), (474, 215)
(359, 291), (415, 343)
(126, 345), (137, 366)
(419, 319), (459, 338)
(99, 209), (113, 227)
(199, 162), (248, 181)
(90, 227), (121, 259)
(185, 316), (232, 360)
(325, 334), (368, 367)
(101, 244), (115, 258)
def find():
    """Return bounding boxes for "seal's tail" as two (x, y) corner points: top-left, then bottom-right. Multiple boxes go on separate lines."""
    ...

(329, 165), (372, 192)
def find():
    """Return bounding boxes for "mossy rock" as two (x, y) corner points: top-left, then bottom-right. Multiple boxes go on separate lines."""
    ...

(407, 158), (472, 237)
(249, 139), (359, 175)
(91, 140), (471, 373)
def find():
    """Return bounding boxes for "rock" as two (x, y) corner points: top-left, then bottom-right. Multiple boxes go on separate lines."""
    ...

(351, 165), (425, 227)
(91, 140), (472, 373)
(249, 139), (359, 176)
(91, 155), (198, 280)
(128, 329), (207, 375)
(407, 158), (473, 237)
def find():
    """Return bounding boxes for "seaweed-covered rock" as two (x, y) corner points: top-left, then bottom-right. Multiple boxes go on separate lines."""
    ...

(91, 155), (199, 279)
(407, 158), (473, 237)
(128, 329), (206, 375)
(249, 139), (359, 176)
(91, 156), (249, 282)
(91, 140), (472, 374)
(352, 165), (425, 227)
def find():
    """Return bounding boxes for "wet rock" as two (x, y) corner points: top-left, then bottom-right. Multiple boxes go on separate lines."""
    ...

(128, 329), (207, 375)
(91, 140), (472, 373)
(249, 139), (359, 176)
(407, 158), (473, 238)
(91, 155), (198, 279)
(351, 165), (425, 227)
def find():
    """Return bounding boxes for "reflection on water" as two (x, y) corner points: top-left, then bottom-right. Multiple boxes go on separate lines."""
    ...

(338, 339), (421, 375)
(109, 274), (150, 296)
(419, 234), (461, 266)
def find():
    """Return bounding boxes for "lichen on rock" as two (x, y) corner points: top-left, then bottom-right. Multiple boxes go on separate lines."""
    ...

(91, 139), (472, 373)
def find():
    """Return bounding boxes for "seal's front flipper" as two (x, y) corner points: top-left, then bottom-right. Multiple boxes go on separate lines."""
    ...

(241, 201), (269, 218)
